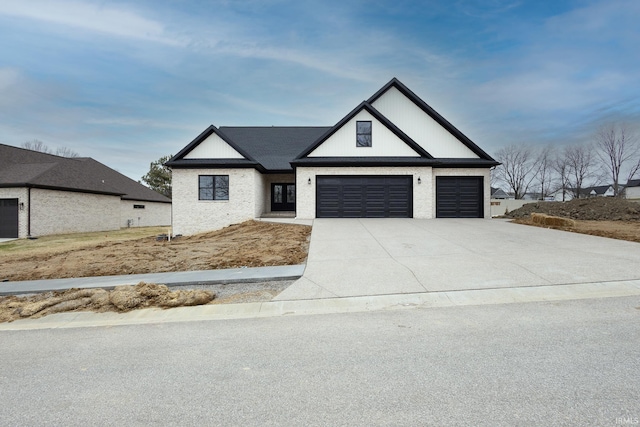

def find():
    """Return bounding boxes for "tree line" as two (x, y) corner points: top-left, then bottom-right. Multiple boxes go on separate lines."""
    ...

(492, 123), (640, 200)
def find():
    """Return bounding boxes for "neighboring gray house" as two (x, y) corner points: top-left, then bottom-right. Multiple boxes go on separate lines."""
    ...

(0, 144), (171, 239)
(625, 179), (640, 199)
(167, 78), (499, 236)
(490, 187), (511, 199)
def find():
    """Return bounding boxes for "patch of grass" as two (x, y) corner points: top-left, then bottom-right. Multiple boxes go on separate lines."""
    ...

(0, 227), (169, 255)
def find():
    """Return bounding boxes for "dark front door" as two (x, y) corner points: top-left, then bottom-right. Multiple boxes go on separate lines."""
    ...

(436, 176), (483, 218)
(316, 176), (413, 218)
(0, 198), (19, 238)
(271, 183), (296, 211)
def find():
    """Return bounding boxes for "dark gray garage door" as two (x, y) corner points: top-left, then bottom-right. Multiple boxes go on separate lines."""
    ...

(317, 176), (412, 218)
(0, 198), (19, 238)
(436, 177), (483, 218)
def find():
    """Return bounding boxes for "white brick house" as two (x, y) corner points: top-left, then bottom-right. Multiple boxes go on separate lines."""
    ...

(167, 78), (499, 235)
(0, 145), (172, 239)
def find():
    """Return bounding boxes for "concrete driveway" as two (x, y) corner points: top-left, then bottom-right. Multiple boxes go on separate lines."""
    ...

(275, 218), (640, 300)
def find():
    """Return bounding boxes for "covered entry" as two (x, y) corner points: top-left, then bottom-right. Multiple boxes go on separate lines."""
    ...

(436, 176), (483, 218)
(316, 176), (412, 218)
(0, 198), (19, 238)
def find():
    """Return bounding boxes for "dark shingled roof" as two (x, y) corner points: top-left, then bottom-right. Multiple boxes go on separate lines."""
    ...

(166, 126), (331, 172)
(0, 144), (171, 203)
(167, 78), (499, 171)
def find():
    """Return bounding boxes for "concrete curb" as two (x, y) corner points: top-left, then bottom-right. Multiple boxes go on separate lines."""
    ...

(0, 264), (307, 296)
(2, 279), (639, 331)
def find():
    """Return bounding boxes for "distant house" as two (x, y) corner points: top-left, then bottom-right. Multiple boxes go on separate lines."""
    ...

(490, 187), (510, 199)
(167, 78), (499, 235)
(625, 179), (640, 199)
(551, 185), (614, 201)
(0, 144), (171, 239)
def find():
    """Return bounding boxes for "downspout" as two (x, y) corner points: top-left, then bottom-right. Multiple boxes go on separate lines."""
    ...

(27, 186), (32, 238)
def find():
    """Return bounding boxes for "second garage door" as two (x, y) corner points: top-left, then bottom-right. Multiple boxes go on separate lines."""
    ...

(436, 176), (483, 218)
(316, 176), (412, 218)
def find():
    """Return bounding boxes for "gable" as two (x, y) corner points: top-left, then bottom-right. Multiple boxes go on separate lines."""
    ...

(308, 109), (422, 158)
(370, 86), (479, 159)
(184, 132), (246, 159)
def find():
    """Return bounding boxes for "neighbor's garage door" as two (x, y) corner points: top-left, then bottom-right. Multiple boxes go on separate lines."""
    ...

(316, 176), (412, 218)
(0, 198), (19, 238)
(436, 177), (483, 218)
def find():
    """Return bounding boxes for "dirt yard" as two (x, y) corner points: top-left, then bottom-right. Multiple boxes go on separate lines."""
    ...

(507, 198), (640, 243)
(0, 220), (311, 282)
(0, 221), (309, 322)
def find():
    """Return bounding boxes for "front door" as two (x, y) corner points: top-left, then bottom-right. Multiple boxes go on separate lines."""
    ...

(271, 183), (295, 211)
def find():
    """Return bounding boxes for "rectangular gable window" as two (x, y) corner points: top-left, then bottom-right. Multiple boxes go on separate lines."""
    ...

(356, 121), (372, 147)
(133, 204), (145, 209)
(199, 175), (229, 200)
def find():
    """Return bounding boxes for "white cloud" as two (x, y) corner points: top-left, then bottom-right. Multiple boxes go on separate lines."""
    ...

(0, 0), (184, 45)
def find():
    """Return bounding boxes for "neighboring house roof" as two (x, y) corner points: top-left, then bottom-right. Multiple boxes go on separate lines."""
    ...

(167, 78), (499, 171)
(581, 185), (613, 196)
(625, 179), (640, 187)
(0, 144), (171, 203)
(491, 187), (509, 198)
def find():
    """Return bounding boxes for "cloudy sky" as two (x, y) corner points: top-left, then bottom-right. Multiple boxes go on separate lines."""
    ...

(1, 0), (639, 182)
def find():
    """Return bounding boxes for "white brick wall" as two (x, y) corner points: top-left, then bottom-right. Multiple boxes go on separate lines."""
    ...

(120, 200), (171, 228)
(432, 168), (492, 219)
(296, 166), (432, 219)
(30, 188), (121, 236)
(0, 187), (29, 238)
(172, 168), (258, 235)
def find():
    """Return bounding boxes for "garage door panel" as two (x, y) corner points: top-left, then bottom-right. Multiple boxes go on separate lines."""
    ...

(436, 177), (483, 218)
(317, 176), (412, 218)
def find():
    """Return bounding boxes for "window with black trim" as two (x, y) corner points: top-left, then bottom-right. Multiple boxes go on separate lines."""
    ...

(199, 175), (229, 200)
(356, 121), (372, 147)
(133, 204), (145, 209)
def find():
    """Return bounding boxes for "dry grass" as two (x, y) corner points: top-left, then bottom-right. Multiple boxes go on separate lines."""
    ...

(0, 283), (215, 323)
(531, 213), (576, 227)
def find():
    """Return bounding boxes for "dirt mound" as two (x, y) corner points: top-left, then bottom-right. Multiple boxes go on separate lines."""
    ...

(506, 197), (640, 221)
(0, 282), (215, 323)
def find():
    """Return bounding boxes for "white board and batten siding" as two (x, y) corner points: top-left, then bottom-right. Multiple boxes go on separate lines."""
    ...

(184, 132), (245, 159)
(308, 110), (421, 158)
(371, 86), (479, 159)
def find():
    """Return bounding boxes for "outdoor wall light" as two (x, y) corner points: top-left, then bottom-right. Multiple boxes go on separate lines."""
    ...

(417, 177), (421, 184)
(308, 177), (312, 185)
(19, 202), (25, 210)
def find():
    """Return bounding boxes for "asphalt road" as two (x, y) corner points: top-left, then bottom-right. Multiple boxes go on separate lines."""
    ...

(1, 297), (639, 426)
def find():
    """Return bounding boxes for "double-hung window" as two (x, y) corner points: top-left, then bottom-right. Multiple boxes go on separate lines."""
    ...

(199, 175), (229, 200)
(356, 121), (372, 147)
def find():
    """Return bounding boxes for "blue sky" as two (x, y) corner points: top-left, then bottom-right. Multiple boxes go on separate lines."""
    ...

(1, 0), (639, 182)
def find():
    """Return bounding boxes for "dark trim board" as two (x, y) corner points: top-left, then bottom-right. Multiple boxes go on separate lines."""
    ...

(316, 175), (413, 218)
(436, 176), (483, 218)
(0, 198), (19, 238)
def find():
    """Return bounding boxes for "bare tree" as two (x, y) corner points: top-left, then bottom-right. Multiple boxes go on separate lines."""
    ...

(493, 144), (537, 199)
(595, 123), (640, 196)
(21, 140), (51, 153)
(552, 153), (572, 201)
(534, 145), (555, 200)
(21, 140), (79, 158)
(565, 144), (596, 199)
(55, 146), (80, 158)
